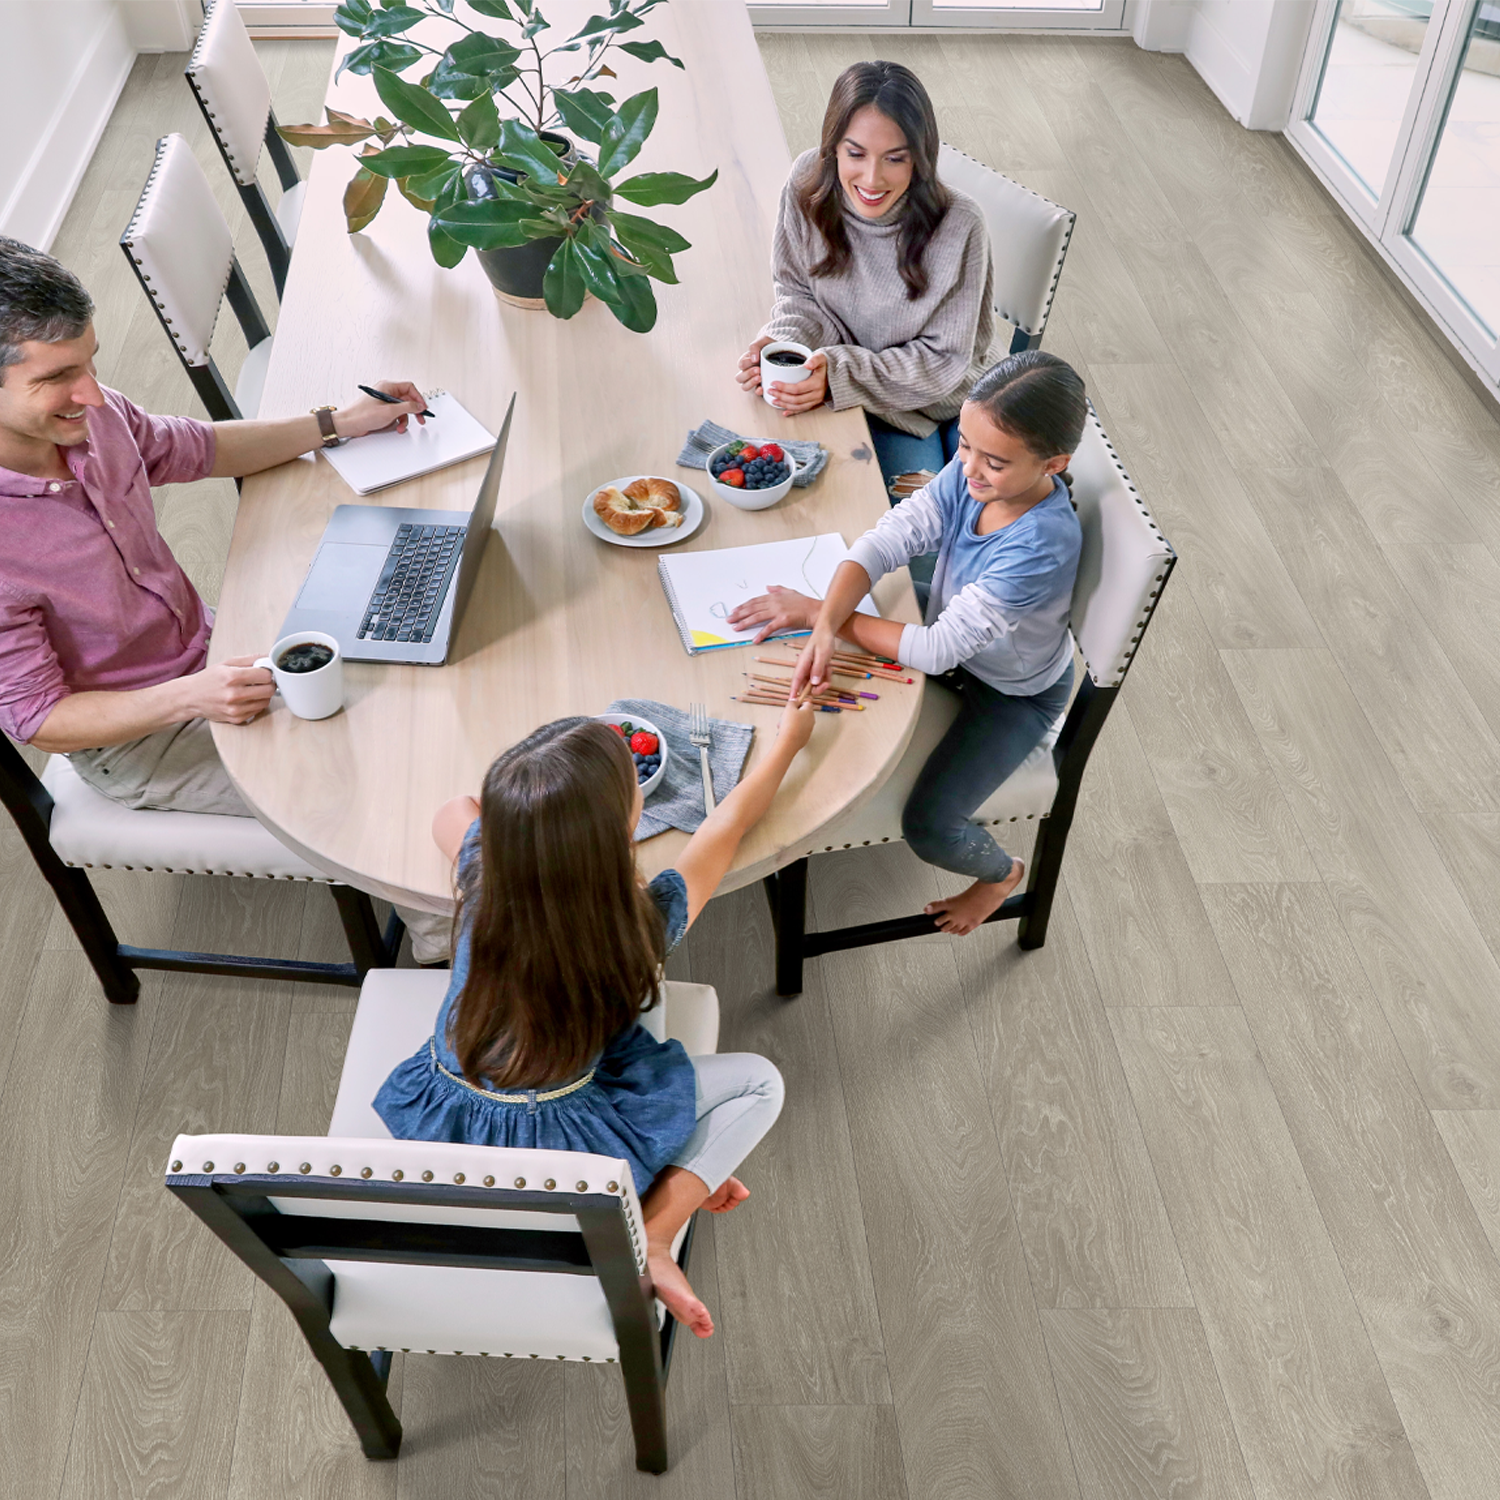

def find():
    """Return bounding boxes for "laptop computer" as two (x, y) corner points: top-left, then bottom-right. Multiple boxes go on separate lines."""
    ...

(276, 395), (515, 665)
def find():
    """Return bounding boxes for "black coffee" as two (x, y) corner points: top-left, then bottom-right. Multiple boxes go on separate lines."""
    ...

(765, 350), (808, 367)
(277, 642), (334, 674)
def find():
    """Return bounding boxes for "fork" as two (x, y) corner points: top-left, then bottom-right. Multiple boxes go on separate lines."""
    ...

(689, 702), (715, 814)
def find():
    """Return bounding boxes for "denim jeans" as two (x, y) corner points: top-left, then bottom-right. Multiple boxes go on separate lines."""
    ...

(867, 413), (961, 498)
(670, 1053), (785, 1191)
(901, 660), (1075, 884)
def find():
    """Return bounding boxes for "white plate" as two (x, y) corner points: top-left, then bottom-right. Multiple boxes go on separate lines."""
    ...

(583, 476), (705, 548)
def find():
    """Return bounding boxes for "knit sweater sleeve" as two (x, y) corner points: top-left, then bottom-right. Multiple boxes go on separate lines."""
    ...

(821, 202), (991, 415)
(762, 174), (847, 349)
(846, 477), (949, 582)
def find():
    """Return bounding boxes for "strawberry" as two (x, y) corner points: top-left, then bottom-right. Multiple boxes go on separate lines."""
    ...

(608, 722), (626, 737)
(739, 444), (760, 461)
(722, 468), (745, 487)
(760, 443), (783, 462)
(629, 731), (658, 755)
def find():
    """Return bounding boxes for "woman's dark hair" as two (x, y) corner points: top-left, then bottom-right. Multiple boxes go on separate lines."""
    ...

(794, 60), (949, 300)
(967, 351), (1088, 483)
(447, 718), (665, 1089)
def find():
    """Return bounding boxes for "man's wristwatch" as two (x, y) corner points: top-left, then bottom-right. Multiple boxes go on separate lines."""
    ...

(311, 404), (341, 448)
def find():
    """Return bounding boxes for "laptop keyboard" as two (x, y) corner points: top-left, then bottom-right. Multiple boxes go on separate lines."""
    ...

(357, 523), (466, 644)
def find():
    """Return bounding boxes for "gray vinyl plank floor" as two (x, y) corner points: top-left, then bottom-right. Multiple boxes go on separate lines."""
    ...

(5, 28), (1500, 1500)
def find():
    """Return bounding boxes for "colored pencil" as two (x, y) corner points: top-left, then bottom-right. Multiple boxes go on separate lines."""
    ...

(733, 694), (840, 713)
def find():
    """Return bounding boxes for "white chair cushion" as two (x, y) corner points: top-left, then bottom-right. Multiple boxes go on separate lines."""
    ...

(1068, 410), (1175, 689)
(186, 0), (271, 188)
(940, 143), (1073, 337)
(121, 134), (234, 367)
(275, 178), (306, 247)
(234, 335), (273, 420)
(42, 754), (328, 880)
(792, 678), (1064, 858)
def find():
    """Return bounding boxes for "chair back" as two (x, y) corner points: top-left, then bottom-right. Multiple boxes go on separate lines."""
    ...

(186, 0), (270, 189)
(120, 134), (234, 370)
(167, 1133), (657, 1362)
(939, 143), (1074, 344)
(1066, 408), (1174, 688)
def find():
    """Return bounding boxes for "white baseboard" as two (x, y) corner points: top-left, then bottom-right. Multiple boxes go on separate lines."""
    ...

(0, 15), (136, 251)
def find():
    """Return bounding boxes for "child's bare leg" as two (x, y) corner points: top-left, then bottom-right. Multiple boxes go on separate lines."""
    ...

(640, 1166), (715, 1338)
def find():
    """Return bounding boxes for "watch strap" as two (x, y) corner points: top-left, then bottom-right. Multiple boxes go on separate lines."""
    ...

(312, 405), (340, 448)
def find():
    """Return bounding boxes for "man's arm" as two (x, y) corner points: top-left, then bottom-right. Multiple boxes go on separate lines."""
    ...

(208, 381), (429, 480)
(28, 657), (275, 754)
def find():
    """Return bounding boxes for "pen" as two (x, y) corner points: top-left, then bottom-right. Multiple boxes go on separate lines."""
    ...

(358, 384), (435, 419)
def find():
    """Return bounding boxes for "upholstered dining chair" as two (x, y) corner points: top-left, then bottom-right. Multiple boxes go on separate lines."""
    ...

(120, 133), (274, 423)
(939, 143), (1075, 355)
(0, 736), (403, 1005)
(761, 407), (1175, 995)
(165, 968), (720, 1474)
(186, 0), (305, 297)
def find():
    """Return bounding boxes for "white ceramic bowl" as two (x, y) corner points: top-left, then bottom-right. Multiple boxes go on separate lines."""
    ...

(705, 440), (800, 511)
(596, 712), (669, 798)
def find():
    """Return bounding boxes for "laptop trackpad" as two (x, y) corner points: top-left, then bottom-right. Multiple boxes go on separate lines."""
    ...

(296, 543), (388, 610)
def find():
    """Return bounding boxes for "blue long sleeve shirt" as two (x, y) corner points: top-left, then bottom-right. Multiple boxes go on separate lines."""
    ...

(846, 459), (1081, 696)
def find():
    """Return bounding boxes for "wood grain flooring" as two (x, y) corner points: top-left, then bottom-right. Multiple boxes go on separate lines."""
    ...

(5, 26), (1500, 1500)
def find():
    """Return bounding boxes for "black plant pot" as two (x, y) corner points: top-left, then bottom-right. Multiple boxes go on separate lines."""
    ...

(467, 132), (574, 307)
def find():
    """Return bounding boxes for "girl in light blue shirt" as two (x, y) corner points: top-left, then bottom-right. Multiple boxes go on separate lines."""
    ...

(728, 351), (1085, 934)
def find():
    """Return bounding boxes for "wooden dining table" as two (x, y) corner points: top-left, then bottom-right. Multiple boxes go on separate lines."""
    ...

(210, 0), (923, 916)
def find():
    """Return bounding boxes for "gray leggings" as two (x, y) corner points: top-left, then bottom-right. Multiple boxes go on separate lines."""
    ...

(670, 1053), (784, 1191)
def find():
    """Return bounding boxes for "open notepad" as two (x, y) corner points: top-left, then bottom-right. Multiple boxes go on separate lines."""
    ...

(321, 390), (496, 495)
(657, 533), (878, 654)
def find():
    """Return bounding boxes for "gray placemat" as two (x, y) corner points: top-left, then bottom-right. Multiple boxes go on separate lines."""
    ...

(677, 420), (827, 488)
(608, 699), (755, 840)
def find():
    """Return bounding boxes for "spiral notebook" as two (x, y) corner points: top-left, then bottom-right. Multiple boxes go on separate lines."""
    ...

(321, 389), (497, 495)
(657, 533), (878, 654)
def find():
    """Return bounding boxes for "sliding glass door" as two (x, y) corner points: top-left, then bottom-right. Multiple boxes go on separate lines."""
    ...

(749, 0), (1128, 29)
(1290, 0), (1500, 380)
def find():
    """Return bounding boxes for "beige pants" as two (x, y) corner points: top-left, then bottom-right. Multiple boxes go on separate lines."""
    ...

(70, 719), (451, 964)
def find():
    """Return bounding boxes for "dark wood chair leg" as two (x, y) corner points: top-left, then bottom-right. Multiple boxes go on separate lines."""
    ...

(52, 864), (141, 1004)
(1016, 814), (1067, 950)
(330, 885), (387, 975)
(763, 859), (809, 998)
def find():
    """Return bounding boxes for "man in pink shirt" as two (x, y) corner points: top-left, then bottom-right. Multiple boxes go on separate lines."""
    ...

(0, 237), (447, 959)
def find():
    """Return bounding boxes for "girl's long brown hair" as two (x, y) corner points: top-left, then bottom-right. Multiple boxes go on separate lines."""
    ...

(447, 718), (666, 1089)
(793, 60), (949, 300)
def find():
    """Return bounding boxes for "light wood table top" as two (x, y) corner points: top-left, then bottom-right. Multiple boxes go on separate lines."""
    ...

(211, 0), (922, 914)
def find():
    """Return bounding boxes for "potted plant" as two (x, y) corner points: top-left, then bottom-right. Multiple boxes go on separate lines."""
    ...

(279, 0), (716, 331)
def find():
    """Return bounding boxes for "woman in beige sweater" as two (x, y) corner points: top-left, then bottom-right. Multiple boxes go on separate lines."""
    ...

(737, 61), (994, 494)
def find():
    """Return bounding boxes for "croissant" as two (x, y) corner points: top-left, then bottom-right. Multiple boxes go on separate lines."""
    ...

(593, 485), (658, 536)
(624, 476), (680, 511)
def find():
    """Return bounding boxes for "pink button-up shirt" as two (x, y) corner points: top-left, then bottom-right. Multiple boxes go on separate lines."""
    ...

(0, 388), (217, 743)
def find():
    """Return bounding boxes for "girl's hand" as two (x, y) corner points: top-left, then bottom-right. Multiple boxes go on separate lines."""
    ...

(727, 584), (821, 644)
(776, 698), (816, 753)
(789, 626), (837, 698)
(766, 352), (828, 415)
(737, 336), (773, 394)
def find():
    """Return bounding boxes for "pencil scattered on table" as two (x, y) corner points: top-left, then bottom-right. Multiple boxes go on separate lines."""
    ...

(733, 694), (842, 713)
(784, 642), (915, 684)
(746, 673), (867, 709)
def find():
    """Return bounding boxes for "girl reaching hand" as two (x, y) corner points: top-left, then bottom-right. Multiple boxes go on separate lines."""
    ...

(727, 351), (1085, 936)
(375, 703), (816, 1338)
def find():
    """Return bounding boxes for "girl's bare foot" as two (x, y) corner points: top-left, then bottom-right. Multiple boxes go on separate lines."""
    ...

(924, 858), (1026, 936)
(646, 1247), (714, 1337)
(703, 1176), (750, 1213)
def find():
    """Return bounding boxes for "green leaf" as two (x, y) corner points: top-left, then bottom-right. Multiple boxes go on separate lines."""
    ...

(596, 87), (656, 178)
(427, 33), (523, 98)
(355, 143), (456, 178)
(429, 219), (469, 267)
(495, 118), (569, 185)
(334, 0), (374, 37)
(396, 176), (436, 212)
(617, 38), (683, 69)
(572, 238), (624, 301)
(521, 12), (548, 39)
(613, 167), (717, 206)
(373, 65), (462, 142)
(433, 197), (544, 248)
(543, 240), (587, 319)
(567, 11), (644, 41)
(336, 38), (423, 80)
(562, 158), (611, 202)
(432, 0), (455, 12)
(360, 4), (425, 37)
(343, 166), (389, 232)
(608, 209), (686, 281)
(608, 264), (658, 332)
(468, 0), (512, 14)
(458, 93), (501, 152)
(552, 86), (615, 145)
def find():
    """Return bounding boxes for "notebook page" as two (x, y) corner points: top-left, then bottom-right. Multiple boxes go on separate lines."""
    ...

(657, 533), (878, 653)
(320, 391), (496, 495)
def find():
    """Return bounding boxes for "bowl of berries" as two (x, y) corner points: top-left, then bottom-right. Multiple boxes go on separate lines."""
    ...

(706, 439), (799, 511)
(598, 714), (669, 797)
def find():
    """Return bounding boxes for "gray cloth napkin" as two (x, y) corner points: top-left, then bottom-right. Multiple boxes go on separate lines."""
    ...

(608, 698), (755, 840)
(677, 420), (827, 488)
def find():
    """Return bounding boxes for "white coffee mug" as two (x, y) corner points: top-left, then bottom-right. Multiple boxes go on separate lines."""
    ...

(760, 339), (813, 408)
(255, 631), (344, 721)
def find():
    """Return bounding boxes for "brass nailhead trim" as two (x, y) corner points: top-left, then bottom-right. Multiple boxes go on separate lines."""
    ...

(544, 1178), (556, 1190)
(576, 1180), (588, 1191)
(453, 1173), (465, 1184)
(483, 1175), (495, 1187)
(360, 1167), (373, 1179)
(171, 1161), (182, 1172)
(514, 1177), (526, 1188)
(329, 1165), (342, 1176)
(202, 1161), (214, 1172)
(267, 1162), (279, 1173)
(392, 1169), (404, 1181)
(299, 1163), (312, 1175)
(233, 1163), (245, 1174)
(607, 1181), (619, 1193)
(421, 1170), (434, 1182)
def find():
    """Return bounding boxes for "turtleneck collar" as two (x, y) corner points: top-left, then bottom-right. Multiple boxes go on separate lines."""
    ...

(840, 188), (910, 232)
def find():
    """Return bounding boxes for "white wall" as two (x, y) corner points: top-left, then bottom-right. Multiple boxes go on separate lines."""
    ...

(0, 0), (199, 251)
(1134, 0), (1317, 130)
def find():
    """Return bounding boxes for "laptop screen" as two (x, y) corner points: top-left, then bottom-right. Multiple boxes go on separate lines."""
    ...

(449, 392), (515, 631)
